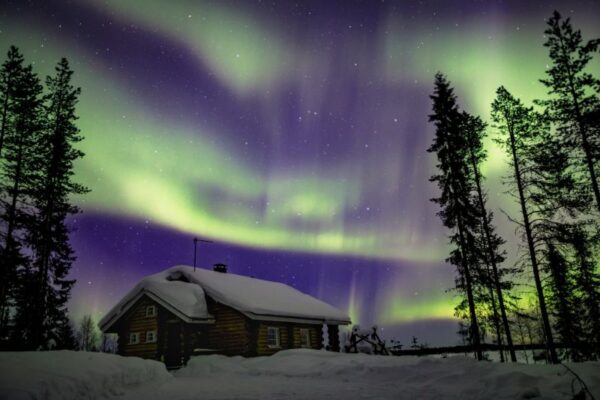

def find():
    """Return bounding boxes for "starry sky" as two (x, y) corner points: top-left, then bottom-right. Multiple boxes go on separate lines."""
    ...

(1, 0), (599, 346)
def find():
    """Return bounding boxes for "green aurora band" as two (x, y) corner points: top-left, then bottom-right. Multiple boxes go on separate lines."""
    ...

(1, 1), (599, 328)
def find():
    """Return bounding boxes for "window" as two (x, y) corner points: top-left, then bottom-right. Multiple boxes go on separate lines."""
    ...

(129, 332), (140, 344)
(300, 328), (311, 348)
(145, 305), (157, 317)
(146, 330), (157, 343)
(266, 326), (280, 348)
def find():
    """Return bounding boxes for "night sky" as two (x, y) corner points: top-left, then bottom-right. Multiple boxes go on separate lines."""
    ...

(1, 0), (599, 346)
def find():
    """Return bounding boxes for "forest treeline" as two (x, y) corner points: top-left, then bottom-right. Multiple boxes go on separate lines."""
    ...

(0, 46), (87, 350)
(428, 11), (600, 363)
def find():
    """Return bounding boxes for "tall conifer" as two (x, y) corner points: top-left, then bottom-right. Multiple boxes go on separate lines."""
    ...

(0, 62), (44, 338)
(428, 74), (483, 360)
(24, 58), (87, 349)
(491, 86), (559, 364)
(539, 11), (600, 213)
(462, 112), (517, 362)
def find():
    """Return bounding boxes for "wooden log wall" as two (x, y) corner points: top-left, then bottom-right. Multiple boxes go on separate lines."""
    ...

(111, 293), (337, 364)
(206, 298), (250, 355)
(255, 322), (323, 356)
(116, 296), (159, 360)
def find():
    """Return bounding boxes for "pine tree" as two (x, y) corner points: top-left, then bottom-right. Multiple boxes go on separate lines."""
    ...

(0, 61), (44, 340)
(543, 242), (585, 361)
(528, 79), (595, 360)
(539, 11), (600, 213)
(0, 46), (24, 159)
(56, 318), (77, 350)
(568, 226), (600, 358)
(0, 46), (26, 331)
(491, 86), (559, 363)
(24, 58), (86, 349)
(77, 314), (99, 351)
(428, 73), (483, 360)
(461, 112), (517, 362)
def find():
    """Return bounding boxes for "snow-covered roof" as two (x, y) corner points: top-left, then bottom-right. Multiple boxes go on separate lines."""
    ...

(100, 265), (351, 331)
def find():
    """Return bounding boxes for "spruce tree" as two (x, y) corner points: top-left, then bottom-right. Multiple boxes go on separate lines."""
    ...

(0, 46), (24, 159)
(568, 226), (600, 358)
(491, 86), (559, 363)
(428, 74), (483, 360)
(0, 62), (44, 339)
(544, 242), (585, 361)
(462, 112), (517, 362)
(23, 58), (86, 349)
(539, 11), (600, 213)
(0, 46), (26, 331)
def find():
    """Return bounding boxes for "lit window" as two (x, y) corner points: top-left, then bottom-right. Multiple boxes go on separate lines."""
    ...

(129, 332), (139, 344)
(146, 330), (157, 343)
(146, 305), (156, 317)
(300, 328), (311, 348)
(267, 327), (280, 348)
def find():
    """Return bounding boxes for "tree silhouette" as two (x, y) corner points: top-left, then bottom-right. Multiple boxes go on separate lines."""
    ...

(428, 73), (483, 360)
(539, 11), (600, 213)
(28, 58), (87, 349)
(543, 242), (585, 361)
(0, 57), (44, 340)
(0, 46), (87, 350)
(491, 86), (559, 364)
(461, 112), (516, 362)
(0, 46), (26, 334)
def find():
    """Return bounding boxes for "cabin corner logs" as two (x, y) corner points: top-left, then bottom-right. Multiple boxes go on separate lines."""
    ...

(111, 294), (341, 368)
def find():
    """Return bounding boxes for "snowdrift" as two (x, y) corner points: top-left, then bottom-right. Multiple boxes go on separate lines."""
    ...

(1, 349), (599, 399)
(0, 351), (170, 400)
(174, 349), (600, 400)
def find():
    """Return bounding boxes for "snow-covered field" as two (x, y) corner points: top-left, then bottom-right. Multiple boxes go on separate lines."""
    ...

(0, 351), (170, 400)
(1, 349), (599, 400)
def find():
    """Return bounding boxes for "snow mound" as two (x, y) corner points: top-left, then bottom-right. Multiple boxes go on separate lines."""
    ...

(3, 350), (599, 400)
(0, 351), (171, 400)
(174, 349), (600, 400)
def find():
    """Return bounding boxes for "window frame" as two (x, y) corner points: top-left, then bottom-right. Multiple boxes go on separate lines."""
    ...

(129, 332), (140, 345)
(299, 328), (311, 348)
(146, 330), (157, 343)
(145, 305), (157, 317)
(266, 326), (281, 348)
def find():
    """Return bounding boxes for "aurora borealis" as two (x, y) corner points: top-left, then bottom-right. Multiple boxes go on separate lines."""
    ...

(1, 0), (599, 345)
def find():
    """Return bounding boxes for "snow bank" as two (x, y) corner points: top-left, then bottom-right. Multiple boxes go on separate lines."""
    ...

(3, 349), (599, 399)
(0, 351), (171, 400)
(173, 349), (600, 400)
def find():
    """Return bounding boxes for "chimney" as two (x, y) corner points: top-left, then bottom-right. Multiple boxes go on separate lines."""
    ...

(213, 263), (227, 273)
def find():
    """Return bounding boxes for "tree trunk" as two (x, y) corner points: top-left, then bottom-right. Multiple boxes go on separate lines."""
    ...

(486, 263), (504, 362)
(456, 219), (483, 361)
(33, 104), (63, 349)
(506, 118), (558, 364)
(468, 149), (517, 362)
(0, 127), (25, 325)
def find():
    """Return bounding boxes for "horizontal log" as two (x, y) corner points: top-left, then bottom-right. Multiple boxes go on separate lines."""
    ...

(123, 345), (158, 352)
(127, 325), (158, 331)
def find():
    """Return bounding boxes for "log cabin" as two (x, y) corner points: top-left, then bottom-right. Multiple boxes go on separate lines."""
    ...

(99, 265), (351, 368)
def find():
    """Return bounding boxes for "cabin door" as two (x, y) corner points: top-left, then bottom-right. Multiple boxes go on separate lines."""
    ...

(165, 321), (182, 369)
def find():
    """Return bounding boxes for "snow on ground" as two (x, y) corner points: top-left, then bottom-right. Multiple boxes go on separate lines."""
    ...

(1, 349), (599, 400)
(0, 351), (170, 400)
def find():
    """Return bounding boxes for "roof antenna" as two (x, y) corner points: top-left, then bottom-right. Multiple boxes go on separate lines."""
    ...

(193, 237), (213, 272)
